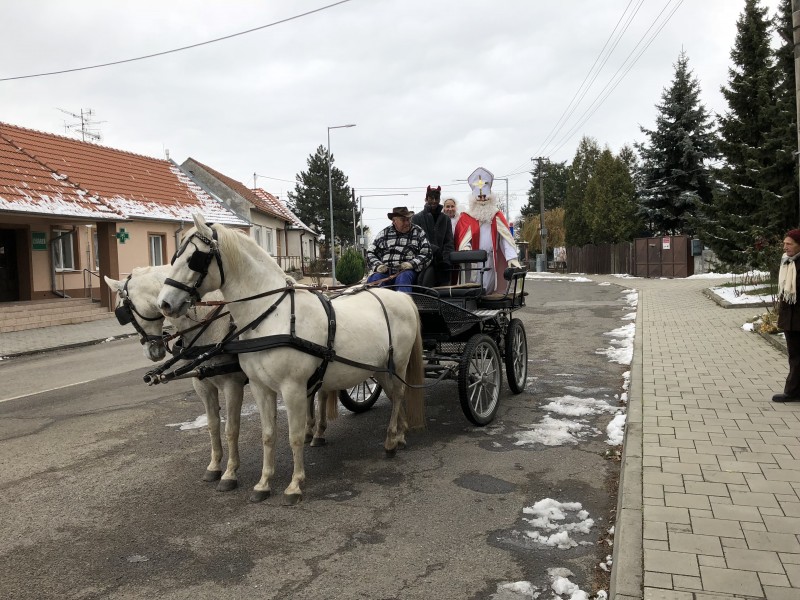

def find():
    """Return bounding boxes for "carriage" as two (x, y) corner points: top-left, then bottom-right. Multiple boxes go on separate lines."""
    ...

(338, 249), (529, 426)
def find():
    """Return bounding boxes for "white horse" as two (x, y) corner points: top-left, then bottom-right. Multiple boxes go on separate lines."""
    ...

(156, 213), (425, 504)
(105, 266), (250, 491)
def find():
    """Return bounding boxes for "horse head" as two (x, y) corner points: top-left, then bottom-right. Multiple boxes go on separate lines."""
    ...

(158, 213), (224, 318)
(105, 269), (168, 361)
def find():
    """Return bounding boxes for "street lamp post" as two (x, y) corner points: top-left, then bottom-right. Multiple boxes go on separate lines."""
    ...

(327, 124), (356, 284)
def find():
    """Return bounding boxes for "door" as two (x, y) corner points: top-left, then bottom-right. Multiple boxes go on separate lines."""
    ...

(0, 229), (20, 301)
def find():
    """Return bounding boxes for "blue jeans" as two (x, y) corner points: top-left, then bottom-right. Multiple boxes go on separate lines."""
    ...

(366, 270), (417, 293)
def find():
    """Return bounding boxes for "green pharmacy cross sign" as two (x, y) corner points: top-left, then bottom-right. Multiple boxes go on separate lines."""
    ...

(115, 228), (130, 244)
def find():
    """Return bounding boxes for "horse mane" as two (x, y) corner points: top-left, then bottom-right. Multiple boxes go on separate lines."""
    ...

(211, 223), (290, 280)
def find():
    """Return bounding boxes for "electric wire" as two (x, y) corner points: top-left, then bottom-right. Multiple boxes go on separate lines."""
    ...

(0, 0), (354, 82)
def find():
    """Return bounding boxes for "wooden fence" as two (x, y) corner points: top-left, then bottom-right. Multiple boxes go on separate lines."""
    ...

(565, 242), (633, 275)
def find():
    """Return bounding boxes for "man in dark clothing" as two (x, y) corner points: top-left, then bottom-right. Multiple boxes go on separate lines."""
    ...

(411, 185), (454, 287)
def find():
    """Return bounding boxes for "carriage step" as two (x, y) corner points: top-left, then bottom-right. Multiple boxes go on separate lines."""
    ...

(0, 298), (112, 333)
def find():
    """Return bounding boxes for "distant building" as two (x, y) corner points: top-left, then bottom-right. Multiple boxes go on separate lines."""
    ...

(0, 121), (248, 306)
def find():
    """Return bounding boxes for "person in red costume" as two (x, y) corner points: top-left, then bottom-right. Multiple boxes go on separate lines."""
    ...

(454, 167), (521, 294)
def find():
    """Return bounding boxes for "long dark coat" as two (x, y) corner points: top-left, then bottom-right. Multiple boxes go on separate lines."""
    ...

(778, 263), (800, 331)
(412, 204), (454, 287)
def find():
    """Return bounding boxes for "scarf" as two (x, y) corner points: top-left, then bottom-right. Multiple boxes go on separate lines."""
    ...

(779, 253), (799, 304)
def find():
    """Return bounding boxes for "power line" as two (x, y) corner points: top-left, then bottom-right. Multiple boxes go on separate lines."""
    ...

(544, 0), (684, 159)
(0, 0), (354, 82)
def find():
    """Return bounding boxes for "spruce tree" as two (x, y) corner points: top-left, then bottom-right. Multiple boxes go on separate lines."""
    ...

(636, 51), (717, 237)
(584, 149), (639, 244)
(564, 136), (601, 246)
(287, 145), (357, 252)
(522, 160), (569, 218)
(763, 0), (799, 232)
(704, 0), (777, 267)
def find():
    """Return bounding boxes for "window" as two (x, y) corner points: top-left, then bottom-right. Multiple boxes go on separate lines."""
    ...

(92, 231), (99, 269)
(52, 228), (75, 271)
(254, 227), (262, 247)
(264, 227), (274, 255)
(149, 234), (166, 266)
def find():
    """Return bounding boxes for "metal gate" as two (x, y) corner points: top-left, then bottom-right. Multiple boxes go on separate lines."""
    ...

(633, 235), (694, 278)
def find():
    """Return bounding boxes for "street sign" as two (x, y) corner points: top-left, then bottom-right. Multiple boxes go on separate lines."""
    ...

(32, 231), (47, 250)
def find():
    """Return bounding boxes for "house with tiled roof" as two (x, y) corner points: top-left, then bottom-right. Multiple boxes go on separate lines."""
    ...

(181, 158), (320, 273)
(0, 121), (249, 310)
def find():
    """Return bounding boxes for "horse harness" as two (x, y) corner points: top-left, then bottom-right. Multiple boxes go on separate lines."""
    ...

(114, 275), (170, 347)
(156, 229), (399, 396)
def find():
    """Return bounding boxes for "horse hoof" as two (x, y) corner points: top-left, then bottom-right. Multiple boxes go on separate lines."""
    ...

(203, 470), (222, 482)
(310, 437), (327, 447)
(249, 490), (271, 503)
(283, 493), (302, 506)
(217, 479), (238, 492)
(304, 433), (313, 444)
(385, 447), (397, 458)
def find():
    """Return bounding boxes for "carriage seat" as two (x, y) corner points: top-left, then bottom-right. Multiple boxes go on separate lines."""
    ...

(430, 282), (484, 299)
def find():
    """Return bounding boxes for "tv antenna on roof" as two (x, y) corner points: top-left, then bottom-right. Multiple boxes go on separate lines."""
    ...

(57, 108), (104, 142)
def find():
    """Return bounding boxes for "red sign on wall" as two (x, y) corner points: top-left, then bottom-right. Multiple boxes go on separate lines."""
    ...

(662, 236), (671, 250)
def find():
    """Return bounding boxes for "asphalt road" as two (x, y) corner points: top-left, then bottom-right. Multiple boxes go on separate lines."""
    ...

(0, 277), (631, 600)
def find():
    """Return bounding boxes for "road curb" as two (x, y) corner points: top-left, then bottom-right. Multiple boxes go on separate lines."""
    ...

(0, 333), (137, 360)
(609, 293), (643, 599)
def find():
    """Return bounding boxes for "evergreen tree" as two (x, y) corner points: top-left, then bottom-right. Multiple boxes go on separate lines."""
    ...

(703, 0), (777, 267)
(522, 160), (569, 217)
(564, 136), (601, 246)
(764, 0), (799, 231)
(287, 145), (358, 253)
(584, 149), (640, 244)
(636, 51), (717, 237)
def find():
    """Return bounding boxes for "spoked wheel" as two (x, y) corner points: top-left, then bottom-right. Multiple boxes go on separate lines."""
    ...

(458, 334), (502, 426)
(505, 318), (528, 393)
(338, 377), (383, 413)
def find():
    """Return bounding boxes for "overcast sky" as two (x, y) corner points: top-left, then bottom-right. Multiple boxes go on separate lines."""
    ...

(0, 0), (782, 235)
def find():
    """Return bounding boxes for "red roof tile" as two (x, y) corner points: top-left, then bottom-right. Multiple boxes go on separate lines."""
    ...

(185, 158), (286, 221)
(252, 188), (316, 235)
(0, 122), (247, 225)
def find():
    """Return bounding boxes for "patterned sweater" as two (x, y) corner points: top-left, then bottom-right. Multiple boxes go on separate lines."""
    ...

(367, 224), (432, 273)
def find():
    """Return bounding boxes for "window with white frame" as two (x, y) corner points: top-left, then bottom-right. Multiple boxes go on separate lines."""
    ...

(92, 231), (99, 270)
(253, 227), (262, 247)
(52, 229), (75, 271)
(264, 227), (275, 255)
(149, 234), (166, 266)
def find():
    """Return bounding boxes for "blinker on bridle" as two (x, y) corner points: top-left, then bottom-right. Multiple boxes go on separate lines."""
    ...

(164, 227), (225, 302)
(114, 276), (168, 346)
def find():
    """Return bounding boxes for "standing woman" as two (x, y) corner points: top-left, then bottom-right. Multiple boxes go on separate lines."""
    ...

(443, 198), (461, 284)
(775, 229), (800, 402)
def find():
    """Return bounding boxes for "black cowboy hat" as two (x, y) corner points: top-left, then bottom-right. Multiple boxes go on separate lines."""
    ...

(387, 206), (414, 219)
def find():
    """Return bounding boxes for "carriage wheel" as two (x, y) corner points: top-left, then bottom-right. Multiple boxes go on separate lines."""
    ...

(505, 318), (528, 394)
(338, 378), (383, 413)
(458, 334), (502, 426)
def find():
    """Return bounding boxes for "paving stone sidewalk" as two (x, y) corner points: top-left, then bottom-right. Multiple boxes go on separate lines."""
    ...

(602, 275), (800, 600)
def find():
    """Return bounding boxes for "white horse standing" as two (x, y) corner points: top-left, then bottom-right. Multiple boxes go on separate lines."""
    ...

(157, 214), (425, 504)
(105, 266), (249, 491)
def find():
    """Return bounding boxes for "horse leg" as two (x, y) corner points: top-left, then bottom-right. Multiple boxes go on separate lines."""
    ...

(193, 379), (223, 482)
(281, 384), (308, 505)
(310, 390), (331, 447)
(250, 382), (278, 503)
(378, 376), (405, 458)
(217, 375), (246, 492)
(305, 393), (316, 444)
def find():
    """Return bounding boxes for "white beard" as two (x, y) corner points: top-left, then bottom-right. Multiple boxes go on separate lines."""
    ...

(467, 194), (500, 224)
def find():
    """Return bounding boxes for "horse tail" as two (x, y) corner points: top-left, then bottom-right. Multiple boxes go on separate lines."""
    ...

(403, 313), (426, 429)
(325, 390), (338, 420)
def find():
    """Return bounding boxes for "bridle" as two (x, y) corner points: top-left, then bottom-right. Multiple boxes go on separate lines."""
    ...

(114, 276), (169, 347)
(163, 228), (225, 303)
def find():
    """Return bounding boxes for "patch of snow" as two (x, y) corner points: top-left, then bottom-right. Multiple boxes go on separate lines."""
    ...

(606, 413), (626, 445)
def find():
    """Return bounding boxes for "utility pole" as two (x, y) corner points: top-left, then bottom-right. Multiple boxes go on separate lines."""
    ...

(532, 156), (549, 268)
(352, 188), (357, 244)
(793, 0), (800, 224)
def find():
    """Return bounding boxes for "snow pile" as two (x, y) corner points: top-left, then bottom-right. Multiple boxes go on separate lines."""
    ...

(515, 414), (598, 446)
(596, 323), (635, 365)
(521, 499), (594, 549)
(606, 413), (626, 446)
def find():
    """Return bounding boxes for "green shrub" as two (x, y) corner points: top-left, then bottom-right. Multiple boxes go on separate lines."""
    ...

(336, 247), (366, 285)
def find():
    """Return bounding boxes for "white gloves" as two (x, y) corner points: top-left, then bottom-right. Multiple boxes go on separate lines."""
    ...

(508, 259), (521, 268)
(400, 262), (413, 271)
(375, 264), (389, 274)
